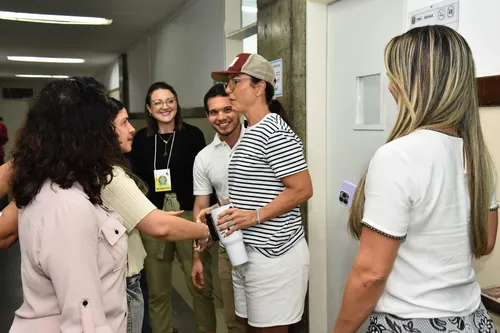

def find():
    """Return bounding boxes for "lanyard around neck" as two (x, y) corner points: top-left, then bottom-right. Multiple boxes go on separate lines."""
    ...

(154, 131), (176, 170)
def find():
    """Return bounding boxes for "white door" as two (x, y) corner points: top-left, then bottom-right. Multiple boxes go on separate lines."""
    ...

(325, 0), (402, 330)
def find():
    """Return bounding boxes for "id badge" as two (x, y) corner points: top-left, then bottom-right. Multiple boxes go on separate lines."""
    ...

(154, 169), (172, 192)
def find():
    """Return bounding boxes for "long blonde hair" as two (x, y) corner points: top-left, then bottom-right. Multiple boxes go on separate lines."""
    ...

(348, 25), (495, 258)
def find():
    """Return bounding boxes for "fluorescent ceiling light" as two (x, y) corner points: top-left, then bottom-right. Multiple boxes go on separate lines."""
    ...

(0, 11), (112, 25)
(16, 74), (69, 79)
(8, 56), (85, 64)
(241, 6), (258, 13)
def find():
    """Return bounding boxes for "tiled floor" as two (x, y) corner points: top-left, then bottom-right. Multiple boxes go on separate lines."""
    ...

(171, 288), (199, 332)
(0, 242), (227, 333)
(0, 242), (22, 333)
(171, 246), (228, 333)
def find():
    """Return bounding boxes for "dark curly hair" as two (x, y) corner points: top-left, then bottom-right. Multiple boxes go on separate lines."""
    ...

(12, 77), (125, 208)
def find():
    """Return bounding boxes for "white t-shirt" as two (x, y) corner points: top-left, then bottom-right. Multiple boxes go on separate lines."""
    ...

(193, 127), (246, 202)
(363, 129), (498, 318)
(228, 113), (308, 258)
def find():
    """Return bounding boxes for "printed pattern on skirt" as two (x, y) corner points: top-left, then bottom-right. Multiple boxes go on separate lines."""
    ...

(368, 304), (495, 333)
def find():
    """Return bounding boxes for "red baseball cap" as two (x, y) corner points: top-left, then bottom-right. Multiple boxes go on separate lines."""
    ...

(211, 53), (276, 88)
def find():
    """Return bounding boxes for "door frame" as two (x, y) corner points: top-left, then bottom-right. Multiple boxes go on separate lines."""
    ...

(306, 2), (330, 333)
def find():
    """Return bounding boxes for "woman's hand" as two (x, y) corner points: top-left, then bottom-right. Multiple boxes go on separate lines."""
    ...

(217, 208), (257, 237)
(194, 223), (213, 252)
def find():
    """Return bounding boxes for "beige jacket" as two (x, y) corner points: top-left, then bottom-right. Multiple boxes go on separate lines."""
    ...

(10, 181), (127, 333)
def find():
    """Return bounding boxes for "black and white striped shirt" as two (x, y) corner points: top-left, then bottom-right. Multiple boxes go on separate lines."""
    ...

(228, 113), (308, 257)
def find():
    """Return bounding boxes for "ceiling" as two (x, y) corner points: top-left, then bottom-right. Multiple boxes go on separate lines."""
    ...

(0, 0), (191, 78)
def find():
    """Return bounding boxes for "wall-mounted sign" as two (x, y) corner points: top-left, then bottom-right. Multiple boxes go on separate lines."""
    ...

(270, 58), (283, 98)
(409, 0), (459, 31)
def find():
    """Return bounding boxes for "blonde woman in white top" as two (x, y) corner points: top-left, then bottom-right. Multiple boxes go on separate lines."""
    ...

(333, 26), (498, 333)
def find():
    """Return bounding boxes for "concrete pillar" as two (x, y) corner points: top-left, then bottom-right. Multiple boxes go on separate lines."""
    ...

(257, 1), (308, 332)
(257, 0), (306, 143)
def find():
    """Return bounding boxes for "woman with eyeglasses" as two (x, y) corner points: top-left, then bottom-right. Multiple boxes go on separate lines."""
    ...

(130, 82), (216, 333)
(202, 53), (313, 333)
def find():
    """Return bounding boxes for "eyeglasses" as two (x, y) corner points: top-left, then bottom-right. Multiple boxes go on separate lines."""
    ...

(150, 98), (176, 108)
(223, 77), (251, 91)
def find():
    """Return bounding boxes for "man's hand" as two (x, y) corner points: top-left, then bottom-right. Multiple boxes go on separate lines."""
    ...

(166, 210), (184, 217)
(195, 207), (211, 224)
(191, 257), (205, 289)
(193, 199), (230, 224)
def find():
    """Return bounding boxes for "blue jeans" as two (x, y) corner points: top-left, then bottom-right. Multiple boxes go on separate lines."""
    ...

(127, 273), (145, 333)
(141, 270), (152, 333)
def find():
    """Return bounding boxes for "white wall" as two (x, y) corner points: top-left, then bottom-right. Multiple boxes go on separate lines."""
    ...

(306, 3), (329, 333)
(127, 37), (151, 114)
(243, 34), (258, 54)
(100, 0), (226, 113)
(149, 0), (225, 108)
(224, 0), (243, 67)
(406, 0), (500, 77)
(95, 59), (120, 98)
(125, 0), (225, 127)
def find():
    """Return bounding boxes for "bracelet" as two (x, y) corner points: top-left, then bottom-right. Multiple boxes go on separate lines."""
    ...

(203, 224), (210, 242)
(197, 219), (210, 242)
(256, 208), (261, 224)
(193, 221), (211, 252)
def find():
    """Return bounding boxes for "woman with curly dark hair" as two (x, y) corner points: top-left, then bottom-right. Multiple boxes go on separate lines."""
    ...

(9, 77), (129, 332)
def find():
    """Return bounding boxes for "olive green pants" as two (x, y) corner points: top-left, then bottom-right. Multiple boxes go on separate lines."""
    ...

(141, 193), (216, 333)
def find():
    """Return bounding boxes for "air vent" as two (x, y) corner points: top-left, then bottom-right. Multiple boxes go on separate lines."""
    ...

(2, 87), (34, 99)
